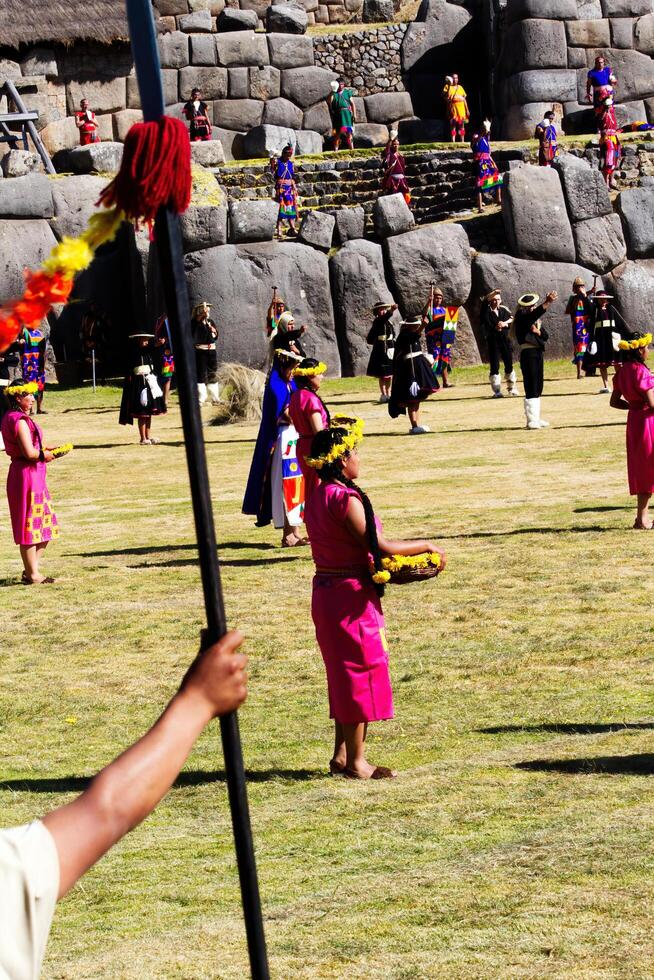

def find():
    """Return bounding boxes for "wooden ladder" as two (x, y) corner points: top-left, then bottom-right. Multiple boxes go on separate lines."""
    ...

(0, 79), (56, 175)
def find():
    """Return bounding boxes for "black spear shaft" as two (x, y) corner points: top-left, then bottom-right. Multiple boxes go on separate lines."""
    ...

(125, 2), (269, 976)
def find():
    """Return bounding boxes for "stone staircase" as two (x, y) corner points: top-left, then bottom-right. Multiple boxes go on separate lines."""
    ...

(215, 146), (527, 230)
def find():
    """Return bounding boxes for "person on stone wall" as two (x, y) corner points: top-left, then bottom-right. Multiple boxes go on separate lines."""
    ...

(183, 88), (211, 142)
(565, 276), (595, 381)
(388, 317), (439, 435)
(74, 98), (99, 146)
(534, 110), (558, 167)
(329, 80), (356, 151)
(380, 131), (411, 203)
(515, 291), (558, 430)
(598, 97), (621, 189)
(443, 73), (469, 143)
(586, 56), (617, 129)
(470, 120), (502, 211)
(272, 144), (299, 239)
(480, 289), (517, 398)
(366, 301), (398, 404)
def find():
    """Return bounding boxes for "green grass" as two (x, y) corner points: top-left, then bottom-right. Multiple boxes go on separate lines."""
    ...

(2, 364), (654, 978)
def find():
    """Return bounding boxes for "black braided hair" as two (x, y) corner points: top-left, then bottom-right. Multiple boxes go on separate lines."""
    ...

(310, 427), (385, 597)
(621, 331), (649, 363)
(295, 358), (331, 423)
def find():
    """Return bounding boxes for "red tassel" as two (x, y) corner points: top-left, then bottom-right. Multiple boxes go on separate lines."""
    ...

(98, 116), (191, 230)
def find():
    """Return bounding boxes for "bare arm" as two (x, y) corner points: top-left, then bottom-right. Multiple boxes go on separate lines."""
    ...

(43, 631), (247, 899)
(16, 418), (54, 462)
(343, 496), (447, 568)
(610, 388), (629, 411)
(308, 410), (325, 435)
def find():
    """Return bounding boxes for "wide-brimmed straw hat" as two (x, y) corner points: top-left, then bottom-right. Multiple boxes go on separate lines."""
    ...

(593, 290), (613, 300)
(485, 288), (501, 301)
(401, 317), (422, 327)
(517, 293), (539, 308)
(373, 301), (391, 312)
(128, 332), (154, 338)
(573, 276), (585, 287)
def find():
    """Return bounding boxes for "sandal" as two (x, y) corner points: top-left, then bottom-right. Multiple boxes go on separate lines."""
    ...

(343, 766), (397, 781)
(281, 533), (305, 548)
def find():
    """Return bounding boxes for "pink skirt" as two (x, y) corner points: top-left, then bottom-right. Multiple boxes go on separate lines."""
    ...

(311, 574), (394, 724)
(7, 459), (58, 545)
(626, 408), (654, 494)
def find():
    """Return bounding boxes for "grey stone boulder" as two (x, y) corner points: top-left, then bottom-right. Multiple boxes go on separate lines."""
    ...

(249, 66), (281, 101)
(635, 12), (654, 55)
(602, 0), (651, 15)
(241, 123), (297, 157)
(183, 241), (339, 371)
(180, 205), (228, 252)
(0, 174), (54, 218)
(616, 186), (654, 258)
(228, 200), (279, 242)
(362, 0), (394, 21)
(178, 9), (212, 30)
(179, 66), (228, 100)
(1, 150), (42, 178)
(216, 8), (259, 29)
(397, 117), (448, 143)
(607, 259), (654, 333)
(263, 97), (304, 129)
(566, 18), (610, 47)
(68, 142), (124, 174)
(501, 69), (578, 107)
(281, 67), (337, 108)
(353, 123), (389, 148)
(611, 17), (635, 48)
(216, 31), (269, 66)
(0, 59), (22, 81)
(158, 31), (190, 69)
(212, 127), (245, 161)
(401, 0), (472, 73)
(469, 253), (601, 360)
(614, 100), (649, 128)
(373, 193), (415, 238)
(330, 239), (398, 375)
(298, 210), (335, 251)
(498, 19), (567, 77)
(553, 153), (612, 221)
(50, 175), (107, 239)
(190, 33), (218, 66)
(453, 308), (482, 367)
(333, 206), (366, 244)
(0, 220), (58, 305)
(295, 130), (323, 155)
(502, 102), (563, 140)
(383, 223), (472, 316)
(20, 47), (58, 78)
(572, 213), (627, 274)
(267, 33), (315, 68)
(266, 4), (308, 32)
(66, 78), (127, 116)
(128, 69), (178, 108)
(213, 99), (264, 131)
(502, 166), (575, 263)
(364, 92), (413, 124)
(191, 139), (226, 166)
(228, 67), (249, 99)
(505, 0), (578, 21)
(303, 102), (332, 135)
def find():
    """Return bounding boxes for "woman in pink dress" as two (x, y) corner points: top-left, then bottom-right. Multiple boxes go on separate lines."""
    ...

(1, 378), (59, 583)
(289, 358), (329, 499)
(304, 423), (446, 780)
(610, 332), (654, 529)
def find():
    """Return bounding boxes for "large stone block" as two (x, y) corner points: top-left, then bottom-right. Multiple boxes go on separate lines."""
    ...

(191, 139), (226, 165)
(610, 16), (635, 47)
(298, 209), (335, 251)
(50, 175), (107, 239)
(213, 98), (264, 130)
(499, 19), (567, 76)
(572, 212), (627, 274)
(178, 9), (212, 29)
(502, 166), (575, 262)
(156, 0), (189, 14)
(601, 0), (651, 14)
(401, 0), (472, 73)
(397, 117), (448, 143)
(183, 241), (339, 370)
(158, 31), (190, 68)
(383, 223), (471, 316)
(330, 239), (397, 375)
(213, 127), (246, 160)
(0, 174), (53, 218)
(502, 69), (578, 107)
(469, 253), (601, 359)
(566, 19), (610, 46)
(241, 123), (296, 156)
(228, 67), (249, 99)
(267, 4), (309, 32)
(0, 59), (22, 81)
(179, 66), (228, 100)
(553, 152), (612, 221)
(112, 109), (144, 141)
(41, 117), (83, 155)
(452, 307), (482, 367)
(66, 77), (127, 115)
(575, 0), (603, 16)
(364, 91), (413, 124)
(127, 69), (178, 108)
(263, 97), (304, 129)
(228, 200), (279, 242)
(502, 102), (562, 140)
(216, 8), (259, 30)
(180, 205), (228, 251)
(68, 142), (124, 174)
(505, 0), (578, 21)
(373, 193), (415, 238)
(216, 31), (270, 66)
(303, 101), (332, 135)
(614, 99), (648, 127)
(281, 66), (337, 108)
(635, 12), (654, 55)
(267, 33), (315, 69)
(616, 186), (654, 258)
(0, 219), (58, 305)
(295, 130), (323, 155)
(1, 150), (42, 178)
(333, 206), (365, 244)
(607, 258), (654, 333)
(190, 33), (218, 64)
(240, 0), (270, 16)
(249, 66), (281, 101)
(20, 47), (58, 78)
(353, 123), (390, 147)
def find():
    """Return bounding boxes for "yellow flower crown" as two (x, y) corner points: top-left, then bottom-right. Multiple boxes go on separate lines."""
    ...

(371, 552), (442, 584)
(292, 361), (327, 378)
(51, 443), (73, 458)
(618, 333), (652, 351)
(6, 381), (39, 396)
(305, 417), (364, 470)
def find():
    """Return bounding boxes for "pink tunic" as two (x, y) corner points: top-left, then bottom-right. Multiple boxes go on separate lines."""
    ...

(613, 362), (654, 494)
(288, 387), (329, 499)
(305, 481), (393, 725)
(1, 411), (58, 546)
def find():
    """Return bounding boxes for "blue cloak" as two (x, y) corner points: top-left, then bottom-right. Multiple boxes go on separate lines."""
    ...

(242, 367), (296, 525)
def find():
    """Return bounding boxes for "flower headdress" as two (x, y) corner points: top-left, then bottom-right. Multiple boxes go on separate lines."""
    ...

(618, 333), (652, 351)
(305, 417), (364, 470)
(5, 379), (39, 397)
(292, 361), (327, 378)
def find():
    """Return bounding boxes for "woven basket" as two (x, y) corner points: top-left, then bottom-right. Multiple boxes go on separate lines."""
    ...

(387, 564), (441, 586)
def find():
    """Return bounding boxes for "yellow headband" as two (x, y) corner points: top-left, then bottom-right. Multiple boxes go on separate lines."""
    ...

(618, 333), (652, 351)
(292, 361), (327, 378)
(6, 381), (39, 396)
(305, 418), (364, 470)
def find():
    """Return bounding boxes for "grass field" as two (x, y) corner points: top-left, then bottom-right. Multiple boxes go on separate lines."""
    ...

(2, 363), (654, 979)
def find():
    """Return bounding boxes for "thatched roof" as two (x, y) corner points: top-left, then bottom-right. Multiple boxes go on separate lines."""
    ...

(0, 0), (129, 47)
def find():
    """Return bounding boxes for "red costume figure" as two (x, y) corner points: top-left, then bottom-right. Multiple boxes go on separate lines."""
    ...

(75, 99), (99, 146)
(183, 88), (212, 142)
(599, 98), (620, 189)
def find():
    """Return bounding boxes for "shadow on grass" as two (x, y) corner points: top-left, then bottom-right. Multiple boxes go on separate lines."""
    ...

(68, 541), (276, 558)
(574, 505), (630, 513)
(126, 554), (303, 569)
(0, 768), (324, 794)
(439, 524), (618, 539)
(61, 407), (121, 415)
(480, 721), (654, 735)
(74, 442), (187, 450)
(516, 754), (654, 776)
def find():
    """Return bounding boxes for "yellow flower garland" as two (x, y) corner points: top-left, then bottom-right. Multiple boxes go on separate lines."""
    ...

(6, 381), (39, 396)
(305, 417), (364, 470)
(292, 361), (327, 378)
(371, 552), (443, 583)
(51, 443), (73, 459)
(618, 333), (652, 351)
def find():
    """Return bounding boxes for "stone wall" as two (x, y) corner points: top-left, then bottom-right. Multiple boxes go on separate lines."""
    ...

(313, 24), (407, 95)
(151, 0), (364, 32)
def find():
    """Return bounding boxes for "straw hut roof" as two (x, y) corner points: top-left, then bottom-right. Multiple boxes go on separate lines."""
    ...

(0, 0), (130, 47)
